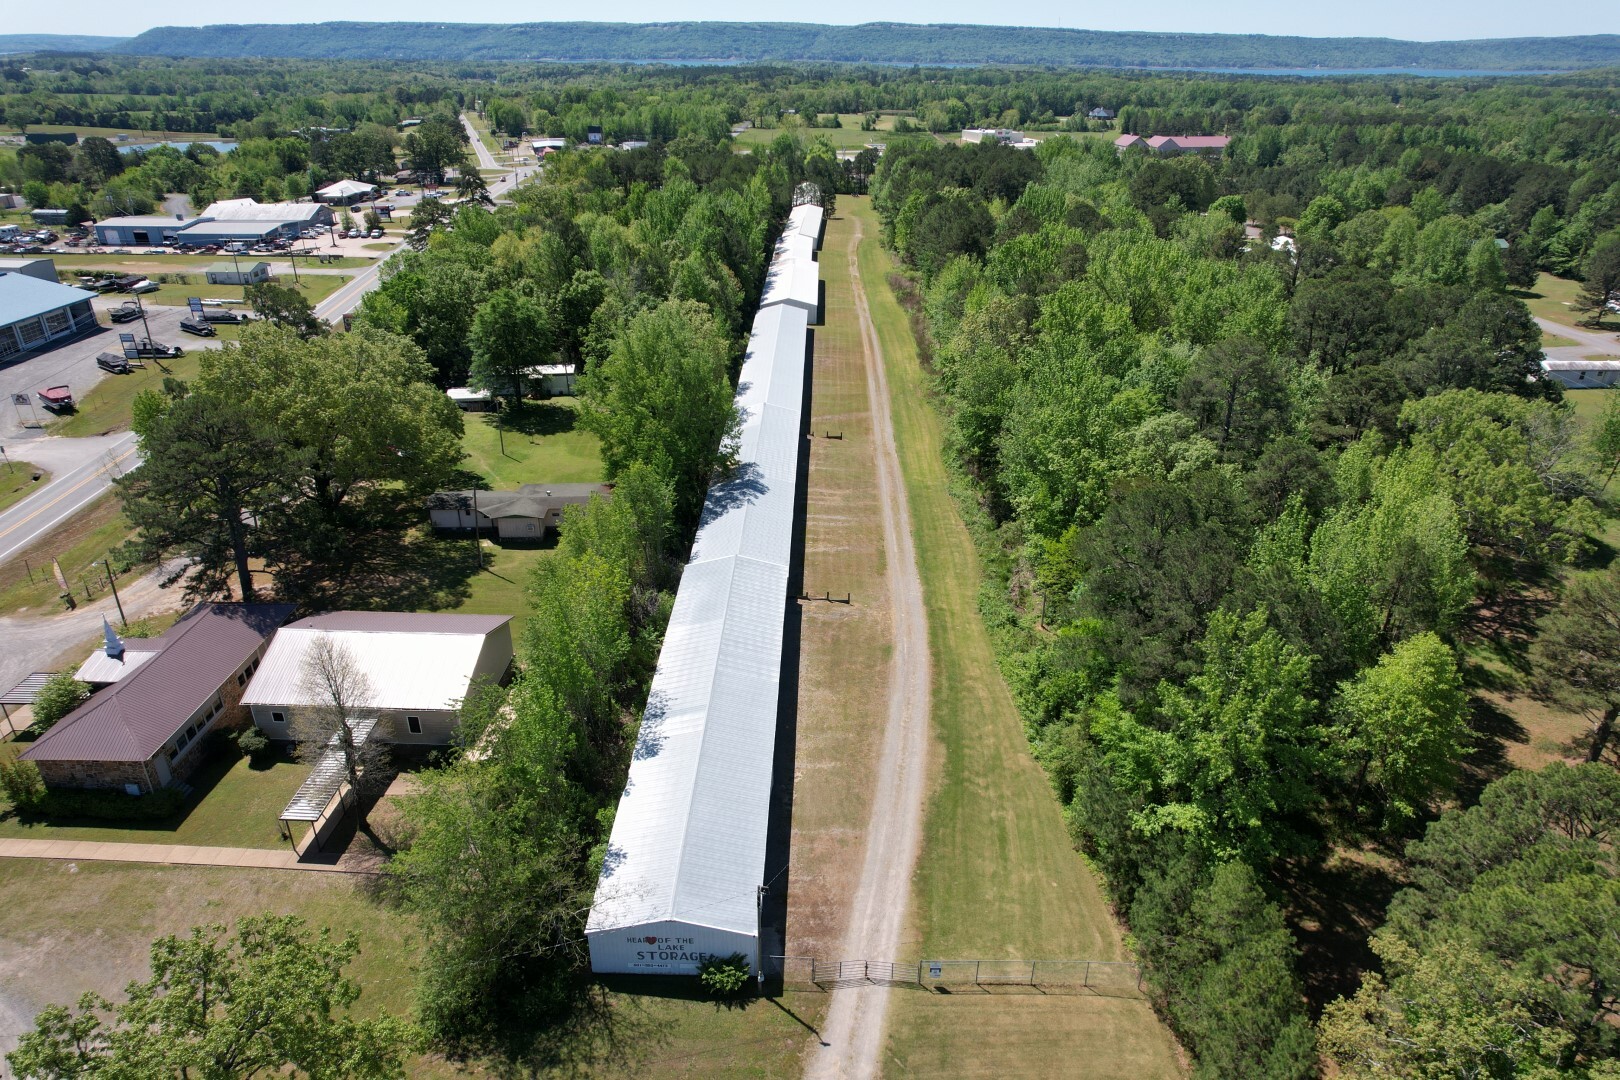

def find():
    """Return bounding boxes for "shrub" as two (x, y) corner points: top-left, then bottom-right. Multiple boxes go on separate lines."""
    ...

(18, 786), (187, 821)
(29, 674), (91, 734)
(235, 726), (270, 758)
(0, 758), (47, 807)
(698, 953), (753, 998)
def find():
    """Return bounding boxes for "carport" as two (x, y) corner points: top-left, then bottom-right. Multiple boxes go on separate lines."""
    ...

(277, 717), (377, 855)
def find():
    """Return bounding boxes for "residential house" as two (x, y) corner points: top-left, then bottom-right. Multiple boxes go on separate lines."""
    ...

(21, 604), (295, 793)
(426, 482), (611, 540)
(242, 612), (515, 746)
(205, 261), (271, 286)
(1113, 134), (1231, 158)
(1087, 107), (1116, 120)
(1541, 359), (1620, 388)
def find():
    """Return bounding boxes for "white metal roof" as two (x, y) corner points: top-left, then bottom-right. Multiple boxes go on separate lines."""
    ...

(588, 295), (811, 940)
(316, 179), (377, 198)
(758, 230), (820, 314)
(1543, 359), (1620, 370)
(242, 614), (510, 713)
(788, 203), (824, 248)
(75, 646), (160, 685)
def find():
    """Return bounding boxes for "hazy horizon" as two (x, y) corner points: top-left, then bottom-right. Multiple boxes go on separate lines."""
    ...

(8, 6), (1619, 45)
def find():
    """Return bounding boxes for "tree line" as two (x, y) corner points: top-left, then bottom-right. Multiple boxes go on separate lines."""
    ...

(875, 129), (1619, 1076)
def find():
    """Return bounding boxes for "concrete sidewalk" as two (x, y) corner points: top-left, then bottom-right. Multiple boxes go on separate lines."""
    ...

(0, 836), (383, 874)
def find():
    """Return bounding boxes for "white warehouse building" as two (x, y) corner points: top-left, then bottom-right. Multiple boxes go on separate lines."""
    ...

(587, 205), (822, 976)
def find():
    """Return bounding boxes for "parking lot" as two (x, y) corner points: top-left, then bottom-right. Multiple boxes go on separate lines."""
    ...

(0, 304), (222, 440)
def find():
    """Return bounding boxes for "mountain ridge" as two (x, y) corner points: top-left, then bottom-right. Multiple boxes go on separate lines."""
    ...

(4, 24), (1618, 71)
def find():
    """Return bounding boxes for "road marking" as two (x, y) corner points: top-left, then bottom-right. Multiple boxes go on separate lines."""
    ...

(0, 443), (137, 543)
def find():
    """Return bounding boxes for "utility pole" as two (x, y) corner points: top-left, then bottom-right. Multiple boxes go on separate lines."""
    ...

(104, 559), (126, 626)
(470, 488), (483, 570)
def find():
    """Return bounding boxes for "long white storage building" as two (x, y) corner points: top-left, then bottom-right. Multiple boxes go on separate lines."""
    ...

(587, 204), (822, 976)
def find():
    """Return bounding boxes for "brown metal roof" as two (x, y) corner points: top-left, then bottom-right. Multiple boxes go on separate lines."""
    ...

(22, 603), (294, 763)
(282, 611), (512, 634)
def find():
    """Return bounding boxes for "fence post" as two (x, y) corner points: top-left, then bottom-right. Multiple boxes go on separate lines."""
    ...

(1084, 961), (1091, 988)
(917, 960), (924, 985)
(1030, 961), (1037, 985)
(974, 960), (980, 985)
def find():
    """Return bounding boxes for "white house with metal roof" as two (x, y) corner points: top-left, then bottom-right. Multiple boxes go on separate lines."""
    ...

(0, 272), (99, 362)
(586, 223), (816, 976)
(242, 612), (514, 746)
(758, 221), (822, 321)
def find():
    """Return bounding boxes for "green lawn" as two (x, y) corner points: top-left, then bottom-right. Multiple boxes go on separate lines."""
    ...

(736, 115), (908, 150)
(0, 463), (49, 514)
(51, 351), (203, 438)
(138, 274), (349, 309)
(1522, 273), (1614, 332)
(0, 123), (222, 140)
(460, 398), (603, 488)
(0, 749), (311, 850)
(1543, 332), (1580, 348)
(0, 492), (142, 618)
(835, 198), (1182, 1076)
(1566, 385), (1614, 429)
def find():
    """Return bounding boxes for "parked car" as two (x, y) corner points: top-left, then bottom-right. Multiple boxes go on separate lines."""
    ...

(179, 317), (216, 337)
(145, 248), (166, 255)
(95, 353), (132, 374)
(108, 302), (143, 323)
(369, 228), (385, 239)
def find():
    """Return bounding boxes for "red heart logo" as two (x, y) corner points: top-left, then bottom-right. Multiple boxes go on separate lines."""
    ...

(644, 936), (658, 945)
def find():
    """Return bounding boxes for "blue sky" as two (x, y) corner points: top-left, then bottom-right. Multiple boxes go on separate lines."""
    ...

(17, 0), (1620, 42)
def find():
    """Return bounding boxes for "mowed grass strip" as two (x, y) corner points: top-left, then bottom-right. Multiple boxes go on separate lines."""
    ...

(841, 197), (1182, 1077)
(784, 209), (895, 968)
(0, 492), (141, 618)
(0, 463), (49, 515)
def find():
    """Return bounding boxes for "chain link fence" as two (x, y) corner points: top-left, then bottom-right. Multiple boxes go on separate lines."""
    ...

(776, 956), (1144, 995)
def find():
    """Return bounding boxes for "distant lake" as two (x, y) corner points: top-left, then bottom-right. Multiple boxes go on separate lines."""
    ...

(1131, 66), (1563, 77)
(117, 140), (238, 155)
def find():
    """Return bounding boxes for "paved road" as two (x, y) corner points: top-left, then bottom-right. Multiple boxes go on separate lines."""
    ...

(462, 112), (501, 170)
(0, 432), (140, 567)
(1538, 315), (1620, 361)
(313, 247), (405, 322)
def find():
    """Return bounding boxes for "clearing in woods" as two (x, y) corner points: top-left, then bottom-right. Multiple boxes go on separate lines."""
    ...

(835, 196), (1184, 1078)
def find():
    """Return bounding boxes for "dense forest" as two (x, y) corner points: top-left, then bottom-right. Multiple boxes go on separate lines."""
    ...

(16, 23), (1615, 71)
(871, 70), (1620, 1076)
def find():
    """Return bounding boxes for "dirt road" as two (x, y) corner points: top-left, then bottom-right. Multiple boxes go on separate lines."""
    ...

(804, 215), (933, 1080)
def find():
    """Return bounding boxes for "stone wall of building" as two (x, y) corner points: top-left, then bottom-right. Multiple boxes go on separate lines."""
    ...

(35, 758), (155, 793)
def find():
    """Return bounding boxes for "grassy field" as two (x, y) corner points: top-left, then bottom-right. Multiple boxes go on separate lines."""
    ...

(735, 115), (910, 150)
(1522, 273), (1616, 332)
(50, 351), (202, 437)
(1542, 331), (1580, 348)
(0, 492), (142, 618)
(460, 399), (603, 488)
(0, 124), (221, 140)
(0, 749), (310, 849)
(50, 253), (378, 272)
(0, 463), (49, 514)
(837, 198), (1183, 1076)
(138, 274), (349, 309)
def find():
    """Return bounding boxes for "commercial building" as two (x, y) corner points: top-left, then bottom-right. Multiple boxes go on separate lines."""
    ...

(586, 204), (822, 977)
(427, 482), (611, 540)
(172, 220), (285, 248)
(0, 257), (60, 282)
(21, 604), (295, 793)
(202, 198), (334, 235)
(0, 272), (98, 362)
(758, 205), (824, 322)
(93, 215), (197, 247)
(205, 261), (271, 286)
(242, 612), (514, 746)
